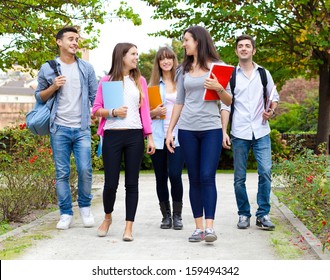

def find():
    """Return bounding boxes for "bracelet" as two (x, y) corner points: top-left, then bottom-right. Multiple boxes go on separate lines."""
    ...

(112, 109), (116, 117)
(217, 88), (224, 94)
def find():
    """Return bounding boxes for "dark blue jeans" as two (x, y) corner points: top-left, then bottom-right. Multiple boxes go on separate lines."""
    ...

(151, 143), (184, 203)
(232, 134), (272, 218)
(178, 129), (223, 219)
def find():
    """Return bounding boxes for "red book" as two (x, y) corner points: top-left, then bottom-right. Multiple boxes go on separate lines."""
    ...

(203, 63), (235, 101)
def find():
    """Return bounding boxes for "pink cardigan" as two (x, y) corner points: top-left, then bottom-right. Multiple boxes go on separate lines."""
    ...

(92, 75), (152, 137)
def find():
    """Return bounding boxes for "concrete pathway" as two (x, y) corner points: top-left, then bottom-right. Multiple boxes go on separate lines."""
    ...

(3, 173), (325, 261)
(2, 173), (329, 280)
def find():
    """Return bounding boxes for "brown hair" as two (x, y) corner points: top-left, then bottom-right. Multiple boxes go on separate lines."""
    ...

(108, 42), (143, 102)
(235, 34), (256, 49)
(149, 46), (178, 86)
(181, 25), (220, 73)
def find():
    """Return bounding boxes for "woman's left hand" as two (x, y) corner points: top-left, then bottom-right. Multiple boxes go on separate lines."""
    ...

(204, 73), (224, 92)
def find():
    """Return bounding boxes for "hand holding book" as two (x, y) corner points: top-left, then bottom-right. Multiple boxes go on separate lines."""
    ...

(204, 73), (226, 94)
(151, 104), (166, 119)
(148, 85), (165, 119)
(262, 85), (276, 125)
(203, 63), (234, 101)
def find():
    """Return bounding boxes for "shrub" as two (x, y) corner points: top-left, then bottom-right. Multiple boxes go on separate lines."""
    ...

(0, 123), (77, 222)
(270, 92), (318, 133)
(272, 140), (330, 252)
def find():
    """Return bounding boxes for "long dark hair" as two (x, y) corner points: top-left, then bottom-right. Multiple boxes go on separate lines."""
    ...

(108, 42), (143, 102)
(181, 26), (220, 73)
(149, 46), (178, 86)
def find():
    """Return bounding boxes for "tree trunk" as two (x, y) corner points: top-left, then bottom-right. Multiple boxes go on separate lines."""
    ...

(316, 62), (330, 154)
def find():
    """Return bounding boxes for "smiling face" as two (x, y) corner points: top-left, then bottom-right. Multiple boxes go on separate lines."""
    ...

(123, 46), (139, 74)
(56, 31), (79, 56)
(182, 31), (198, 57)
(235, 39), (256, 62)
(159, 55), (174, 73)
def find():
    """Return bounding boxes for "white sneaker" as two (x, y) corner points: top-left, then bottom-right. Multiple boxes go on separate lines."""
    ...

(56, 214), (73, 230)
(79, 207), (95, 227)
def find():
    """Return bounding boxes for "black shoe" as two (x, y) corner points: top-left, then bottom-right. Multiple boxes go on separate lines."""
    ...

(173, 213), (183, 230)
(159, 201), (172, 229)
(172, 201), (183, 230)
(256, 215), (275, 230)
(237, 215), (250, 229)
(160, 216), (172, 229)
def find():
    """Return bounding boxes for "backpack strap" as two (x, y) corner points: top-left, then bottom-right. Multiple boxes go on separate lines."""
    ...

(46, 60), (60, 77)
(257, 67), (268, 109)
(229, 66), (268, 126)
(228, 66), (237, 126)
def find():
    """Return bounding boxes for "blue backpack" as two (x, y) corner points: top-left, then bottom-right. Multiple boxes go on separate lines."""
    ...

(26, 60), (59, 135)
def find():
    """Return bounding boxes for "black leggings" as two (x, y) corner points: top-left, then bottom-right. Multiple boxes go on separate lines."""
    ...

(102, 129), (144, 221)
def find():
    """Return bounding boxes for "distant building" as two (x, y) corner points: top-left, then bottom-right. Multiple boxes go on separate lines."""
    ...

(0, 71), (36, 129)
(0, 48), (90, 130)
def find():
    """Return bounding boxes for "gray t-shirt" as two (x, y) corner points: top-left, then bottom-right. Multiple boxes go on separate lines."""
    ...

(176, 70), (222, 131)
(55, 59), (82, 128)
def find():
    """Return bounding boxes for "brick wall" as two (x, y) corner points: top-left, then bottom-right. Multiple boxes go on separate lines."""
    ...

(0, 103), (34, 129)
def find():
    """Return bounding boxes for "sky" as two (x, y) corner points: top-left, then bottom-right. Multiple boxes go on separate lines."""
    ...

(88, 0), (174, 77)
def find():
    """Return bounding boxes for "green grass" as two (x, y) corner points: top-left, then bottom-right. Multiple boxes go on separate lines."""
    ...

(0, 234), (51, 260)
(0, 222), (12, 236)
(269, 217), (304, 259)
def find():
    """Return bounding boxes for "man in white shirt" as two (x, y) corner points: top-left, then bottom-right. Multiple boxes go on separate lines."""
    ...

(221, 34), (279, 230)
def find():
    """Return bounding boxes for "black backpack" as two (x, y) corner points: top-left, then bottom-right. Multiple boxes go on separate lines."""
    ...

(229, 66), (268, 124)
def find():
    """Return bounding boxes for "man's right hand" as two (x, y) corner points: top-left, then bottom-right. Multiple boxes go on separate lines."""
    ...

(53, 75), (66, 89)
(222, 132), (231, 149)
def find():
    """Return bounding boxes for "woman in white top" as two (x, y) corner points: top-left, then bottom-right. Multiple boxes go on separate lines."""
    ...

(149, 47), (184, 230)
(92, 43), (155, 241)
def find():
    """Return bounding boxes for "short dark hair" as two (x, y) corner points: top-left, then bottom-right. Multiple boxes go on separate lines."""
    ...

(236, 34), (256, 49)
(56, 27), (78, 41)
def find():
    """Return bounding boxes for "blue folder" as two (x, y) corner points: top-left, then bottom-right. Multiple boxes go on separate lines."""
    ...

(102, 81), (124, 109)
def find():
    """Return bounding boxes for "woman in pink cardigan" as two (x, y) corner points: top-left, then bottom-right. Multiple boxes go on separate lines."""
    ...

(92, 43), (155, 241)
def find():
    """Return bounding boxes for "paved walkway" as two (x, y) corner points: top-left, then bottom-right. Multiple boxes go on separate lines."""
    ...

(2, 173), (327, 261)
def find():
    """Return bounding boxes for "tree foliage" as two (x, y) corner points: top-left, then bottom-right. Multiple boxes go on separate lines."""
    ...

(0, 0), (141, 71)
(142, 0), (330, 151)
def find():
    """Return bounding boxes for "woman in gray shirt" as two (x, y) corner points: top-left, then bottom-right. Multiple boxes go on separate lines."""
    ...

(166, 26), (232, 242)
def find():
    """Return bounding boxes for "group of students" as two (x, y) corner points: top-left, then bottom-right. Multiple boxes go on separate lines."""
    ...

(34, 25), (279, 243)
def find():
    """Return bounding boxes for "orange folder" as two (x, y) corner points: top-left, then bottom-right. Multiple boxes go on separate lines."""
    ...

(148, 85), (165, 119)
(203, 63), (235, 101)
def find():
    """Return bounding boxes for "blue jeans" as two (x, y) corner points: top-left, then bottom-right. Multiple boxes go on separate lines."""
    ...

(232, 134), (272, 218)
(178, 129), (222, 219)
(50, 125), (93, 215)
(151, 143), (184, 203)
